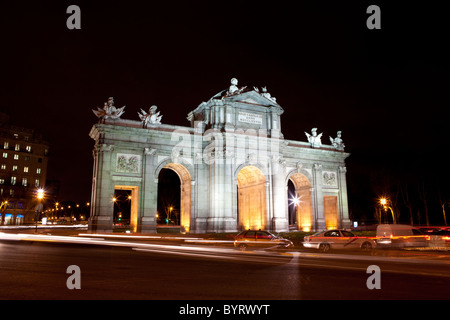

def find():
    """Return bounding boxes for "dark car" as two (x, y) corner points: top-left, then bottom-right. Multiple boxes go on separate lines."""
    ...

(234, 230), (294, 251)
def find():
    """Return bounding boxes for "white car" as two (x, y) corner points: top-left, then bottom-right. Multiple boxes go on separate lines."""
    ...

(303, 229), (376, 252)
(376, 224), (428, 248)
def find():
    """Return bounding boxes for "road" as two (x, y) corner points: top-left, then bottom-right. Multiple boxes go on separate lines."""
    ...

(0, 232), (449, 300)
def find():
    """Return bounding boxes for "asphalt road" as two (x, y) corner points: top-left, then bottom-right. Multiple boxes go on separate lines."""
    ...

(0, 237), (449, 300)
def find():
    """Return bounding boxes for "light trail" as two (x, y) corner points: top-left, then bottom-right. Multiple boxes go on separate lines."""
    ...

(1, 232), (449, 276)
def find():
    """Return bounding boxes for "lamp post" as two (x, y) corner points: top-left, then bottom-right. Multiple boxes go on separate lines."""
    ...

(0, 201), (8, 226)
(167, 206), (173, 225)
(35, 188), (45, 232)
(380, 197), (396, 224)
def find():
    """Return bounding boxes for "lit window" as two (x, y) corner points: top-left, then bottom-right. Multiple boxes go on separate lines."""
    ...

(3, 142), (8, 149)
(24, 166), (29, 173)
(35, 179), (40, 187)
(12, 165), (17, 172)
(36, 168), (41, 174)
(9, 189), (14, 197)
(2, 153), (7, 158)
(26, 146), (31, 152)
(15, 144), (20, 151)
(1, 164), (5, 170)
(0, 179), (4, 184)
(14, 154), (19, 160)
(11, 176), (16, 185)
(22, 178), (27, 186)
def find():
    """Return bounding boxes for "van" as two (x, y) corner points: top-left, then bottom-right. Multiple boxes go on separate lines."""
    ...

(376, 224), (428, 248)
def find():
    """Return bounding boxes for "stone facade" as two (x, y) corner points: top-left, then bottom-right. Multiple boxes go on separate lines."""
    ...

(88, 80), (350, 233)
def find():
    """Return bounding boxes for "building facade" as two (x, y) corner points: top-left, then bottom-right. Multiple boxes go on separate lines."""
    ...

(88, 79), (350, 233)
(0, 113), (49, 224)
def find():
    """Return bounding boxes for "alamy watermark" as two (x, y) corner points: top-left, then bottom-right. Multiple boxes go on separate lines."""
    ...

(366, 5), (381, 30)
(366, 265), (381, 289)
(66, 5), (81, 30)
(66, 265), (81, 289)
(168, 121), (285, 175)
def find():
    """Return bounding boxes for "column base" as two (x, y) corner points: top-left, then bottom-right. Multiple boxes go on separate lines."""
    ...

(88, 216), (113, 233)
(315, 218), (326, 232)
(138, 216), (157, 233)
(272, 217), (289, 232)
(206, 217), (237, 233)
(341, 219), (352, 230)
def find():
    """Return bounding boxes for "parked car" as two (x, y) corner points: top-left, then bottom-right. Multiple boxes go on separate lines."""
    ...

(376, 224), (428, 248)
(303, 229), (376, 252)
(234, 230), (294, 251)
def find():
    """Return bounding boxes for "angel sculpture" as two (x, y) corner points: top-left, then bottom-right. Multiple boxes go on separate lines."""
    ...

(261, 86), (277, 102)
(329, 131), (345, 151)
(138, 105), (163, 128)
(305, 128), (323, 148)
(228, 78), (239, 95)
(92, 97), (125, 122)
(225, 78), (247, 97)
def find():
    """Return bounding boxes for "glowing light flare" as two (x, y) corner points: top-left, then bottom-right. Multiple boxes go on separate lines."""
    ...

(290, 197), (300, 206)
(289, 194), (303, 207)
(36, 188), (45, 200)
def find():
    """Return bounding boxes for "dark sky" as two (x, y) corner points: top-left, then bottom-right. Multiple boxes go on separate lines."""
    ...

(0, 1), (448, 221)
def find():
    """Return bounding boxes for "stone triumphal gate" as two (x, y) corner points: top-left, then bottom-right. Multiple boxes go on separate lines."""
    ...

(88, 79), (350, 233)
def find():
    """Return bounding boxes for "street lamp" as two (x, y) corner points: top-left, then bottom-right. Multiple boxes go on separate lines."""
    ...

(0, 201), (7, 221)
(166, 206), (173, 224)
(379, 197), (396, 224)
(35, 188), (45, 232)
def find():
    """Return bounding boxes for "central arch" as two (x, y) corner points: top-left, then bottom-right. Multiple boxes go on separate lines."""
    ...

(237, 165), (267, 230)
(157, 162), (191, 233)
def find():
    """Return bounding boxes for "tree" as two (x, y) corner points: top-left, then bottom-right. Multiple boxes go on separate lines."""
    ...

(417, 180), (430, 226)
(399, 182), (414, 225)
(434, 185), (448, 226)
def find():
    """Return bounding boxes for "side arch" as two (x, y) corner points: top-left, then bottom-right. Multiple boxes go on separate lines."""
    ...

(155, 159), (193, 232)
(287, 170), (314, 232)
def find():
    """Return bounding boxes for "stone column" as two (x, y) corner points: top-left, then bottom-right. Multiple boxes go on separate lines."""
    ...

(223, 149), (237, 232)
(88, 144), (114, 233)
(313, 163), (325, 231)
(138, 148), (157, 233)
(338, 166), (351, 229)
(271, 157), (288, 232)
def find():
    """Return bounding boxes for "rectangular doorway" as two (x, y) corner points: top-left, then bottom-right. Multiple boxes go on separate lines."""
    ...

(114, 185), (139, 232)
(324, 195), (339, 230)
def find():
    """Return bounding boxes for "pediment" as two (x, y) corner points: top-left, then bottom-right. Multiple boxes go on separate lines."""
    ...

(225, 90), (280, 108)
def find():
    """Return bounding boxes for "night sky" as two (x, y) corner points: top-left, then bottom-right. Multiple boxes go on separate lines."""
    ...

(1, 1), (448, 224)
